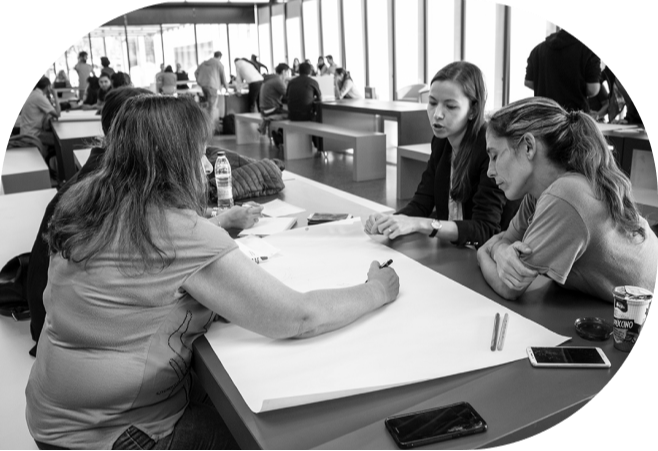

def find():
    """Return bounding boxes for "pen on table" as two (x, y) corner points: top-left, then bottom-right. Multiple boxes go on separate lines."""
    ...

(497, 313), (509, 351)
(490, 313), (500, 352)
(379, 259), (393, 269)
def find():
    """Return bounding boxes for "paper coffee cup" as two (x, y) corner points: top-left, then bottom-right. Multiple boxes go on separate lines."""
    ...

(613, 286), (652, 352)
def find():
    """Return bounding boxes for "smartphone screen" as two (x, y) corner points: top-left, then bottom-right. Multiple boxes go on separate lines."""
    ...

(385, 402), (487, 448)
(531, 347), (604, 364)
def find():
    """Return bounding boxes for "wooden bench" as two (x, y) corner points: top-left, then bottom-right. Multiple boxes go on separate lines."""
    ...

(396, 142), (431, 199)
(234, 112), (265, 144)
(2, 147), (51, 194)
(270, 120), (386, 182)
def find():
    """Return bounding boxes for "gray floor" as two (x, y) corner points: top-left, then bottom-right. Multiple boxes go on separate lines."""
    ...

(209, 134), (412, 211)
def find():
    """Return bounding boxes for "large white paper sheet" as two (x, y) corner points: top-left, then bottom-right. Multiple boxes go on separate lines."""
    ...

(206, 221), (569, 412)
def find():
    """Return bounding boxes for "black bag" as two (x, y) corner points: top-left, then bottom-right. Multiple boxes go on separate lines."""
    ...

(221, 114), (235, 135)
(0, 253), (31, 321)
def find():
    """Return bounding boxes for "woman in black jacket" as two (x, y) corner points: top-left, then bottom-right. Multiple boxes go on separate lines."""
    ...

(365, 61), (518, 247)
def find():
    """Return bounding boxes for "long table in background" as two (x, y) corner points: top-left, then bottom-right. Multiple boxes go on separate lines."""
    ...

(318, 99), (433, 151)
(57, 109), (102, 122)
(193, 172), (627, 450)
(52, 120), (103, 183)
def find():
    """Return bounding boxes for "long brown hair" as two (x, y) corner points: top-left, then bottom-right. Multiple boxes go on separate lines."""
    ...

(488, 96), (645, 239)
(47, 95), (213, 271)
(430, 61), (487, 201)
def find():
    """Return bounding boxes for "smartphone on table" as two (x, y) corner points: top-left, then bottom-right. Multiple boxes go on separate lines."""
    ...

(527, 346), (611, 368)
(385, 401), (487, 449)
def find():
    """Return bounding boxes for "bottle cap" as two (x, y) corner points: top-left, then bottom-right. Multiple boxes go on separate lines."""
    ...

(574, 317), (613, 341)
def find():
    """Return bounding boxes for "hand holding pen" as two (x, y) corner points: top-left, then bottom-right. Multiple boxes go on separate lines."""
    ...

(365, 260), (400, 305)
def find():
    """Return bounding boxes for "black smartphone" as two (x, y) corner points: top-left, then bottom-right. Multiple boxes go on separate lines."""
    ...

(385, 402), (487, 449)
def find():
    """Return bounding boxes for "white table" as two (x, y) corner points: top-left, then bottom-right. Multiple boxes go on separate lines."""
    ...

(57, 109), (101, 122)
(1, 147), (50, 194)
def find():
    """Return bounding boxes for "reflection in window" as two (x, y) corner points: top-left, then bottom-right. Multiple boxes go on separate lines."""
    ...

(395, 0), (421, 97)
(464, 0), (496, 112)
(367, 0), (390, 100)
(508, 7), (550, 104)
(342, 0), (365, 92)
(303, 0), (320, 65)
(426, 0), (455, 81)
(321, 0), (341, 66)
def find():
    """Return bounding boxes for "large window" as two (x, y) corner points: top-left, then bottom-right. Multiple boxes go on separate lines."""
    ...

(159, 24), (196, 89)
(321, 0), (341, 66)
(126, 26), (163, 89)
(367, 0), (391, 100)
(258, 7), (273, 71)
(286, 0), (303, 64)
(508, 6), (551, 103)
(342, 0), (366, 90)
(196, 24), (229, 73)
(303, 0), (320, 65)
(464, 0), (496, 112)
(271, 4), (287, 66)
(395, 0), (422, 97)
(228, 23), (258, 75)
(426, 0), (456, 81)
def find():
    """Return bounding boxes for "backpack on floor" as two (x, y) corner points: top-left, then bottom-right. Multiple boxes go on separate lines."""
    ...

(221, 114), (235, 135)
(0, 253), (30, 321)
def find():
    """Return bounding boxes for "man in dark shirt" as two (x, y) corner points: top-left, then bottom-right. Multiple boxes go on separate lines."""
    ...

(525, 29), (601, 112)
(260, 63), (290, 118)
(286, 62), (321, 121)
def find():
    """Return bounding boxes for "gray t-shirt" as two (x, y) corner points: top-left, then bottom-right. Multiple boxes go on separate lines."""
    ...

(504, 172), (657, 301)
(26, 209), (237, 449)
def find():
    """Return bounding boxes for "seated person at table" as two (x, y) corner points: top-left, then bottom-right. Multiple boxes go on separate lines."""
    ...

(160, 65), (178, 95)
(111, 71), (131, 89)
(25, 95), (399, 450)
(287, 61), (321, 121)
(70, 74), (100, 109)
(259, 63), (290, 136)
(82, 73), (112, 110)
(334, 68), (362, 99)
(19, 76), (60, 163)
(25, 88), (263, 357)
(176, 62), (189, 90)
(477, 97), (658, 301)
(365, 61), (518, 248)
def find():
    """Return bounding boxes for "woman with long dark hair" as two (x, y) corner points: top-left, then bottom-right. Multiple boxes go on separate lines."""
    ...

(365, 61), (517, 247)
(334, 68), (362, 99)
(25, 95), (399, 449)
(478, 96), (657, 301)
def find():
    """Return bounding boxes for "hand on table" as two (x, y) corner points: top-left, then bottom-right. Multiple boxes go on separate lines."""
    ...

(218, 202), (264, 229)
(365, 260), (400, 305)
(364, 213), (418, 239)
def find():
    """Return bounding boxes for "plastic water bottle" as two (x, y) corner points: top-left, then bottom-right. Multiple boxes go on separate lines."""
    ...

(215, 151), (234, 210)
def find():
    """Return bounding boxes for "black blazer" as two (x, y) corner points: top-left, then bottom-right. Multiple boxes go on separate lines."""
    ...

(397, 124), (519, 247)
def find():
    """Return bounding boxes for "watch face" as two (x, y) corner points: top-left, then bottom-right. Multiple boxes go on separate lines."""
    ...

(432, 220), (440, 230)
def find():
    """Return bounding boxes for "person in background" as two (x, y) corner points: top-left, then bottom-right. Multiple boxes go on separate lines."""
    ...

(525, 28), (601, 112)
(25, 95), (399, 450)
(195, 51), (229, 120)
(100, 56), (115, 78)
(81, 72), (112, 111)
(365, 61), (518, 247)
(478, 97), (657, 301)
(176, 62), (189, 90)
(325, 55), (338, 75)
(317, 56), (327, 75)
(291, 58), (301, 76)
(334, 68), (363, 99)
(287, 61), (321, 121)
(260, 63), (290, 121)
(53, 70), (74, 109)
(234, 57), (265, 113)
(155, 63), (165, 93)
(305, 58), (316, 76)
(588, 68), (610, 122)
(161, 65), (178, 95)
(73, 51), (92, 98)
(78, 75), (100, 108)
(111, 71), (131, 89)
(19, 76), (60, 163)
(251, 54), (269, 74)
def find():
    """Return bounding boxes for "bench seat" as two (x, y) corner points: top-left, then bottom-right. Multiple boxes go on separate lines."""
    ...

(396, 142), (431, 199)
(270, 120), (386, 182)
(234, 112), (265, 144)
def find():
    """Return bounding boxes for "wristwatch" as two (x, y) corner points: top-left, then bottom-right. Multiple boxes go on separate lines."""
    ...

(429, 219), (442, 238)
